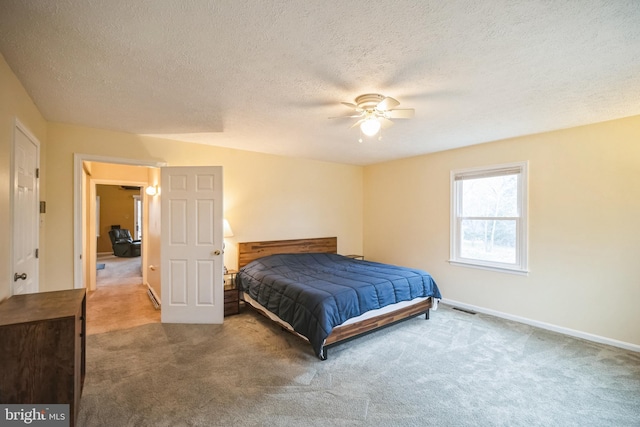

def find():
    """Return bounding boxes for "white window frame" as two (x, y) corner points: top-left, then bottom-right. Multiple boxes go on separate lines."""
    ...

(133, 194), (142, 240)
(450, 161), (529, 275)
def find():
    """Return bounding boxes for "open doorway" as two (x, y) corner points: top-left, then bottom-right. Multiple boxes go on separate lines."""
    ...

(74, 156), (163, 291)
(96, 184), (143, 289)
(74, 155), (225, 328)
(74, 155), (165, 334)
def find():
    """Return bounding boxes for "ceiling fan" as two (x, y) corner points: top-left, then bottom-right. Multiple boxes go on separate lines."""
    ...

(330, 93), (415, 138)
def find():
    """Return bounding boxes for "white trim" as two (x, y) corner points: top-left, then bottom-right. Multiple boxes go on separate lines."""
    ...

(453, 165), (522, 180)
(441, 298), (640, 353)
(73, 154), (166, 290)
(448, 260), (529, 276)
(133, 194), (142, 240)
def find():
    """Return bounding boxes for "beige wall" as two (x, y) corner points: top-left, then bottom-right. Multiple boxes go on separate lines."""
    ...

(0, 53), (47, 301)
(364, 115), (640, 347)
(44, 122), (364, 293)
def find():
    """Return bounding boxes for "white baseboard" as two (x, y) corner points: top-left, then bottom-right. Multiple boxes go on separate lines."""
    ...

(441, 298), (640, 353)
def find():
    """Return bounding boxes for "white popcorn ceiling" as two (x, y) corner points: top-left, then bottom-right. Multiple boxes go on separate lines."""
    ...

(1, 0), (639, 165)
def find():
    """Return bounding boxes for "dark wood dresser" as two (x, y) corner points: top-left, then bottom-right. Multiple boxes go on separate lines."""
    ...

(0, 289), (86, 427)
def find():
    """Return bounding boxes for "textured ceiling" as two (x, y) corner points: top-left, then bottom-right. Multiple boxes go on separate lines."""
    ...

(1, 1), (639, 165)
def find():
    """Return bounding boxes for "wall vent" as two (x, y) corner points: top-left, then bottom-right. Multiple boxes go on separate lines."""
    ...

(147, 289), (160, 310)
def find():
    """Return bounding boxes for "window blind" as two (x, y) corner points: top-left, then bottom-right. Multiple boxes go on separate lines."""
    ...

(454, 166), (522, 181)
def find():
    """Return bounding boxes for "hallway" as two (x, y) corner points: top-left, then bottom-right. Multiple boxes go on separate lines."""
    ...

(87, 255), (159, 335)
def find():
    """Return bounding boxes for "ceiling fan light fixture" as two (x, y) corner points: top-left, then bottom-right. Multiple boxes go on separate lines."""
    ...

(360, 117), (381, 136)
(330, 93), (414, 140)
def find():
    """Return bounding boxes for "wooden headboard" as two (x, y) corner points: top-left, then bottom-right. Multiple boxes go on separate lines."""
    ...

(238, 237), (337, 269)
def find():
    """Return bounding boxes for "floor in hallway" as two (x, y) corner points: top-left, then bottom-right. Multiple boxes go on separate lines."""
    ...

(87, 282), (160, 335)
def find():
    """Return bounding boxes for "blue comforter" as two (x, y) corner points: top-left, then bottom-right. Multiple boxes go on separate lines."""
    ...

(236, 253), (441, 357)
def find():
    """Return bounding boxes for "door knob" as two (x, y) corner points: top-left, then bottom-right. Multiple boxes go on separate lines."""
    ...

(213, 250), (221, 256)
(14, 273), (27, 282)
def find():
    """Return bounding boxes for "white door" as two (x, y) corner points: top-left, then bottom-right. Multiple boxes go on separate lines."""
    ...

(161, 166), (224, 323)
(12, 120), (40, 295)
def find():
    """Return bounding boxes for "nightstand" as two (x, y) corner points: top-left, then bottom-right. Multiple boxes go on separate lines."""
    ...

(223, 270), (239, 316)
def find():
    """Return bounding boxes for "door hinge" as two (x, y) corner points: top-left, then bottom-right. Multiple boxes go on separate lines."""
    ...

(35, 248), (39, 258)
(36, 168), (39, 178)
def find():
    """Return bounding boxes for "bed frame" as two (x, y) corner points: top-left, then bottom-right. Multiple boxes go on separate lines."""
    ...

(237, 237), (434, 360)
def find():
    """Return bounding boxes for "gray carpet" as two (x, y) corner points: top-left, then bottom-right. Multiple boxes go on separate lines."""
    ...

(96, 255), (142, 286)
(77, 305), (640, 426)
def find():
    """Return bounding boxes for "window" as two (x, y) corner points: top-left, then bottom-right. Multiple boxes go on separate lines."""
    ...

(133, 195), (142, 240)
(450, 162), (528, 274)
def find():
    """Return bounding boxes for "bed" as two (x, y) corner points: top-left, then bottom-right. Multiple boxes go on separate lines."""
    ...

(236, 237), (442, 360)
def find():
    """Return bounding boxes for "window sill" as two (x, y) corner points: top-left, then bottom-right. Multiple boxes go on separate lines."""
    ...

(448, 260), (529, 276)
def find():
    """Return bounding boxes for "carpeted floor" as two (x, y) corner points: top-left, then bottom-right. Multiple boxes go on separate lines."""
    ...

(89, 254), (158, 335)
(86, 283), (160, 335)
(96, 255), (142, 286)
(77, 305), (640, 426)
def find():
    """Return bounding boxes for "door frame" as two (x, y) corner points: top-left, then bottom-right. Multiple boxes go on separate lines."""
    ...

(133, 194), (142, 240)
(73, 154), (166, 290)
(11, 118), (40, 295)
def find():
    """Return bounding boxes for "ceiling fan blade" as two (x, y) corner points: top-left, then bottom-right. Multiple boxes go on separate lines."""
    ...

(380, 117), (395, 129)
(350, 119), (365, 129)
(376, 97), (400, 111)
(329, 112), (364, 119)
(341, 102), (358, 109)
(386, 108), (415, 119)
